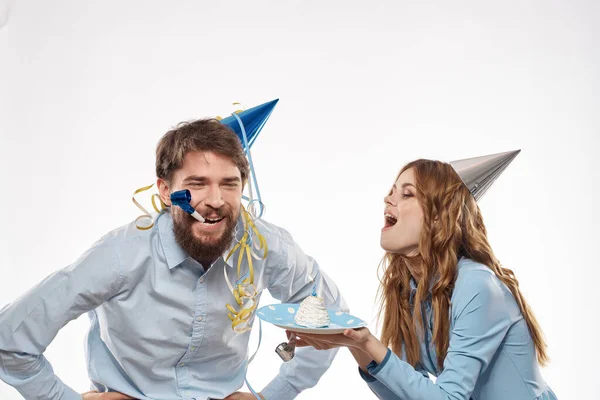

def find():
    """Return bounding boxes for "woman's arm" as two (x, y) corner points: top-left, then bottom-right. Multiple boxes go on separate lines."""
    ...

(349, 345), (376, 371)
(357, 271), (513, 400)
(350, 346), (406, 400)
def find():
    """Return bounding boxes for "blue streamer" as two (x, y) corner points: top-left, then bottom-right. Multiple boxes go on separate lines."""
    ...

(232, 112), (265, 219)
(244, 320), (263, 399)
(232, 113), (264, 400)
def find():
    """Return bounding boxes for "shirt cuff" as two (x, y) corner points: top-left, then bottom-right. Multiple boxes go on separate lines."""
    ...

(261, 374), (301, 400)
(366, 348), (392, 376)
(358, 366), (377, 383)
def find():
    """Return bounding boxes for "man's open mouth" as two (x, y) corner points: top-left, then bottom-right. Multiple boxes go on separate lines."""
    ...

(202, 217), (225, 225)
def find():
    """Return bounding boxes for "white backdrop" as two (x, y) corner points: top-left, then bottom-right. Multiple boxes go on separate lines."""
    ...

(1, 1), (598, 399)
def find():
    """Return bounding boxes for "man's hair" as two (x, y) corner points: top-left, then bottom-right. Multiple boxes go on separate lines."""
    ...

(156, 118), (250, 183)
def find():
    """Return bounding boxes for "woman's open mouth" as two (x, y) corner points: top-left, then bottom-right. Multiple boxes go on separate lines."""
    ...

(383, 213), (397, 229)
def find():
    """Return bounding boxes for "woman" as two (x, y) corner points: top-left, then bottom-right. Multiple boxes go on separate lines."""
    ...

(289, 158), (556, 400)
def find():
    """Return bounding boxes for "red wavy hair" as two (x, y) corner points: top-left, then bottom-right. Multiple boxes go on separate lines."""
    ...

(377, 159), (549, 370)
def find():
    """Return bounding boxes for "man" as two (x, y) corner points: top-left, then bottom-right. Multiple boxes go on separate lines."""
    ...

(0, 115), (347, 399)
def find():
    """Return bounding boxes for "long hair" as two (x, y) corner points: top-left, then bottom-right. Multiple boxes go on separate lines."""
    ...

(377, 159), (548, 370)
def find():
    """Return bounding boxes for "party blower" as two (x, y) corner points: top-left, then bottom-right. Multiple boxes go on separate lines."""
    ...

(169, 189), (205, 222)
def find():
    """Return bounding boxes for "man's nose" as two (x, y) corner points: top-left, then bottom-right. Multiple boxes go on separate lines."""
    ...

(204, 186), (225, 209)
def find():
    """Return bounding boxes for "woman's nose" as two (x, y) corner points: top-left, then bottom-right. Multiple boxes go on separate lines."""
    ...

(384, 193), (397, 207)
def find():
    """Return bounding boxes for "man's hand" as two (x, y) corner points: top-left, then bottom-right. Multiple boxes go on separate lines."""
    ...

(81, 390), (136, 399)
(224, 391), (265, 400)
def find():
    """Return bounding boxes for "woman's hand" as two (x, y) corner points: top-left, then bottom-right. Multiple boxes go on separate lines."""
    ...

(286, 327), (373, 351)
(287, 327), (389, 365)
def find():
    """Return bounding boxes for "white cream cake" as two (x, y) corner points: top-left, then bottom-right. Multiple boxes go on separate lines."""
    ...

(294, 295), (330, 328)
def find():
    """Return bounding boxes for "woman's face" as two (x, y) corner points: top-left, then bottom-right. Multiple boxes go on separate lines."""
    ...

(380, 168), (424, 256)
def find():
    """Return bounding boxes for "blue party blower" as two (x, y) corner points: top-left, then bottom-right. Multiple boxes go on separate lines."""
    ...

(170, 190), (205, 222)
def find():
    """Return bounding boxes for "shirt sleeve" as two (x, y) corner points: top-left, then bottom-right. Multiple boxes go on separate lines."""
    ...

(260, 227), (348, 400)
(0, 238), (124, 400)
(364, 271), (513, 400)
(358, 347), (430, 399)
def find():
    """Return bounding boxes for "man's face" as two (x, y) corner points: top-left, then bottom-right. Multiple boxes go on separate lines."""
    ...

(158, 151), (243, 264)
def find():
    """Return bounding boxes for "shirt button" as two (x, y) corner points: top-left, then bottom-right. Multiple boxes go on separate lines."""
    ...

(199, 277), (205, 283)
(179, 362), (185, 367)
(190, 346), (196, 351)
(196, 316), (203, 322)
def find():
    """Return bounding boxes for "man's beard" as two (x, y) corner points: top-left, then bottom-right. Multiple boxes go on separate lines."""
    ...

(172, 205), (239, 266)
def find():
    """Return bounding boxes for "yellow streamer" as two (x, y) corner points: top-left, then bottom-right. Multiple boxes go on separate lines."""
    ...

(133, 183), (166, 230)
(225, 207), (268, 333)
(215, 102), (245, 121)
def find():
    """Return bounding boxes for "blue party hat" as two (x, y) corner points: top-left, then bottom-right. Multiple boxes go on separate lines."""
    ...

(219, 99), (279, 148)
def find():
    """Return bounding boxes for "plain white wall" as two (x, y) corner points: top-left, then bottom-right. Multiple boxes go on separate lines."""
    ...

(1, 0), (598, 398)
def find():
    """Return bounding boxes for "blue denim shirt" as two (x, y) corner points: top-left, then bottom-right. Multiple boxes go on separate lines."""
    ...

(360, 258), (556, 400)
(0, 211), (347, 400)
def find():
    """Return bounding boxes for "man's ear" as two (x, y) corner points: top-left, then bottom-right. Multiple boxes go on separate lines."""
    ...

(157, 178), (172, 206)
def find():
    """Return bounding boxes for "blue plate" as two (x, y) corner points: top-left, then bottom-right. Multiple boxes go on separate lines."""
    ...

(256, 303), (368, 334)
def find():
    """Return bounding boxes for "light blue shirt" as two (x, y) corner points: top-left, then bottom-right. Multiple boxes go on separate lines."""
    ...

(0, 211), (347, 400)
(359, 258), (556, 400)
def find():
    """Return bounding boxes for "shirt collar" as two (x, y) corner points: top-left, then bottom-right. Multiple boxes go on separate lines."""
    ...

(157, 210), (246, 270)
(409, 277), (418, 304)
(409, 276), (433, 304)
(157, 211), (189, 270)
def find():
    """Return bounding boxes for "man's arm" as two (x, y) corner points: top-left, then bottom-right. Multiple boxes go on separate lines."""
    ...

(0, 238), (124, 400)
(261, 227), (348, 400)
